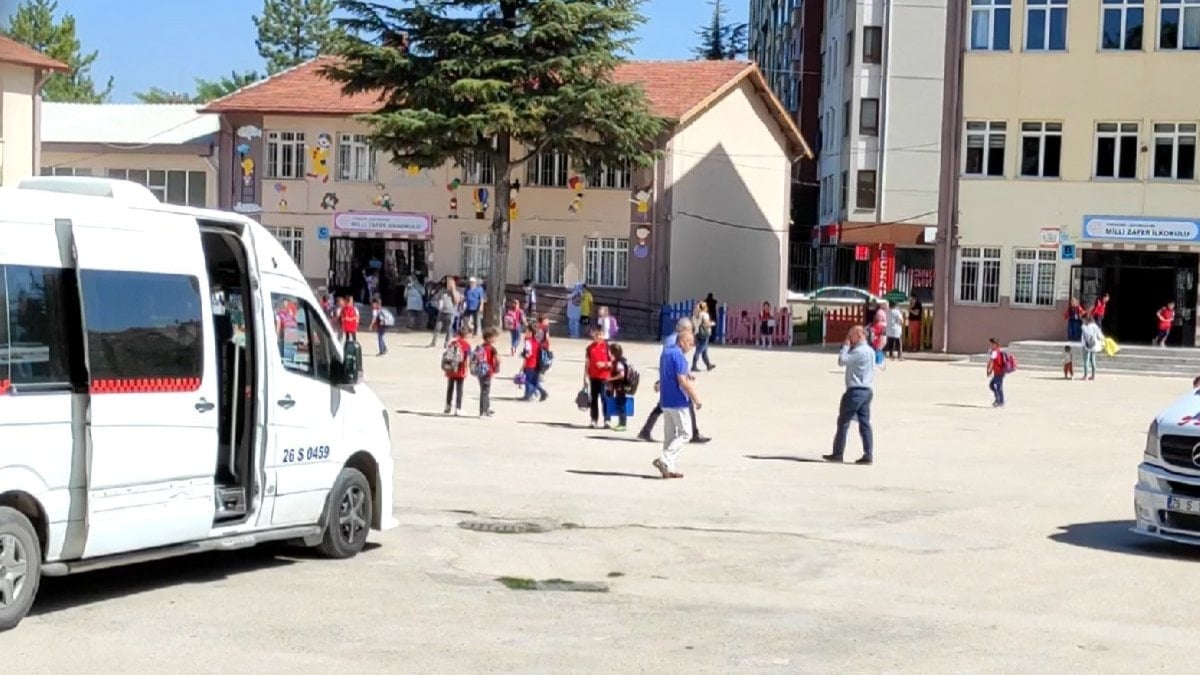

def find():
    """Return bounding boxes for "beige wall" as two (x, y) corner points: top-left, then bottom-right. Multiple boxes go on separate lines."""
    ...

(950, 0), (1200, 348)
(0, 63), (35, 187)
(41, 149), (218, 207)
(668, 80), (790, 308)
(259, 115), (633, 287)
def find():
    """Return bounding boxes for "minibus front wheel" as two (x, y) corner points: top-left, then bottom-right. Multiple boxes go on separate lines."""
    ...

(317, 467), (373, 559)
(0, 507), (41, 631)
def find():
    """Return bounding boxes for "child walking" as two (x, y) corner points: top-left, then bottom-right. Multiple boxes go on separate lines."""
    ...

(340, 295), (360, 344)
(369, 297), (388, 356)
(608, 343), (630, 432)
(474, 328), (500, 417)
(758, 301), (774, 349)
(442, 327), (471, 415)
(584, 324), (612, 429)
(1062, 345), (1074, 380)
(504, 299), (525, 356)
(521, 323), (548, 402)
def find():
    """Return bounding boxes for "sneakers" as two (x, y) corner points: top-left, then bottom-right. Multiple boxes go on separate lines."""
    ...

(822, 453), (843, 463)
(611, 424), (627, 432)
(444, 406), (452, 415)
(539, 391), (549, 402)
(690, 436), (712, 444)
(854, 457), (873, 466)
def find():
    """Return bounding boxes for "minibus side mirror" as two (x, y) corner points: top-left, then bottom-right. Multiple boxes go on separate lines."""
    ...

(340, 340), (362, 386)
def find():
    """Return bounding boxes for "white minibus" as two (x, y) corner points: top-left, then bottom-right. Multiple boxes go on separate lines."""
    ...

(0, 178), (396, 630)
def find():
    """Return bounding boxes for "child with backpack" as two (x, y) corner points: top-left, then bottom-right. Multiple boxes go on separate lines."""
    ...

(607, 343), (636, 432)
(521, 323), (548, 402)
(503, 299), (525, 356)
(340, 295), (360, 344)
(442, 327), (472, 415)
(986, 337), (1015, 408)
(369, 297), (391, 356)
(471, 327), (500, 417)
(584, 324), (612, 429)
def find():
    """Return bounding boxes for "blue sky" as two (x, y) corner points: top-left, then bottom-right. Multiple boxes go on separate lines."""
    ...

(12, 0), (745, 103)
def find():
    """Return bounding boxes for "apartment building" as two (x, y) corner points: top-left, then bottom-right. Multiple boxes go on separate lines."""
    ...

(40, 103), (219, 208)
(0, 36), (68, 186)
(816, 0), (946, 298)
(749, 0), (824, 289)
(943, 0), (1200, 350)
(201, 58), (809, 310)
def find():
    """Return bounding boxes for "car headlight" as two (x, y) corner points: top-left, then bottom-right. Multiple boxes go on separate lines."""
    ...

(1145, 419), (1160, 459)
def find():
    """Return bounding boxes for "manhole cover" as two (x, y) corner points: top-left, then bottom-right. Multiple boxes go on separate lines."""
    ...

(458, 519), (557, 534)
(496, 577), (609, 593)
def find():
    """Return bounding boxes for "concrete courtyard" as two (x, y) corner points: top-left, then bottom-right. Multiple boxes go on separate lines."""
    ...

(8, 332), (1195, 671)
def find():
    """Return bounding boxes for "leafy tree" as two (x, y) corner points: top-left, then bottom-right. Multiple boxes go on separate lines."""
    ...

(693, 0), (747, 60)
(254, 0), (345, 74)
(2, 0), (113, 102)
(134, 71), (262, 104)
(326, 0), (665, 327)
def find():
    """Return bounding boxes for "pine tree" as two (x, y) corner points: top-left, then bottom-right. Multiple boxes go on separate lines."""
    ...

(693, 0), (747, 60)
(326, 0), (665, 327)
(135, 71), (261, 104)
(2, 0), (113, 102)
(254, 0), (344, 74)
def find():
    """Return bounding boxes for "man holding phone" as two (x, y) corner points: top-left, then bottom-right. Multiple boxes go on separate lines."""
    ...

(823, 325), (875, 465)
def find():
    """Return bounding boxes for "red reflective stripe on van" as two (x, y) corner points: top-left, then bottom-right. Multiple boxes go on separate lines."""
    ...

(0, 379), (10, 395)
(89, 378), (201, 394)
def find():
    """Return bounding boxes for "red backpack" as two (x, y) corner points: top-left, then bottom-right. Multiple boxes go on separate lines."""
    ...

(1001, 351), (1016, 374)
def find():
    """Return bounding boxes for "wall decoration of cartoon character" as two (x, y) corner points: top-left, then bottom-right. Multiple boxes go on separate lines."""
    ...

(232, 129), (261, 213)
(307, 133), (332, 183)
(633, 224), (651, 259)
(631, 186), (651, 221)
(274, 182), (288, 211)
(320, 192), (340, 210)
(372, 183), (393, 211)
(567, 175), (584, 213)
(472, 187), (489, 219)
(508, 197), (519, 221)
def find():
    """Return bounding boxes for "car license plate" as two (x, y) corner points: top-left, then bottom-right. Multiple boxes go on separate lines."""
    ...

(1168, 496), (1200, 514)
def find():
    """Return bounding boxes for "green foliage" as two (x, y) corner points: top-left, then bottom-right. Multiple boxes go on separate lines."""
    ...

(254, 0), (345, 74)
(134, 71), (262, 104)
(2, 0), (113, 102)
(326, 0), (666, 323)
(693, 0), (747, 60)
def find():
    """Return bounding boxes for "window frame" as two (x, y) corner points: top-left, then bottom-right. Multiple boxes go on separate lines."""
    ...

(856, 170), (878, 210)
(528, 149), (570, 188)
(1024, 0), (1068, 51)
(265, 130), (307, 180)
(336, 133), (377, 182)
(1152, 122), (1198, 180)
(1019, 121), (1063, 178)
(963, 120), (1008, 177)
(584, 236), (630, 289)
(460, 148), (496, 186)
(265, 226), (305, 267)
(39, 167), (93, 177)
(954, 246), (1002, 306)
(0, 264), (80, 392)
(1159, 0), (1200, 50)
(859, 98), (880, 136)
(590, 162), (632, 190)
(271, 294), (334, 384)
(1011, 248), (1058, 308)
(863, 26), (883, 63)
(1100, 0), (1145, 51)
(461, 232), (491, 279)
(968, 0), (1013, 51)
(1094, 121), (1141, 180)
(521, 234), (567, 286)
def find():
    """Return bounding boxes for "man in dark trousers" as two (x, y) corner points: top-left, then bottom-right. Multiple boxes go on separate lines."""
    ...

(637, 317), (712, 444)
(823, 325), (875, 465)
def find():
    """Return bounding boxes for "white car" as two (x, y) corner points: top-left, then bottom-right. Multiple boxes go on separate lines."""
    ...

(1134, 392), (1200, 543)
(789, 286), (884, 307)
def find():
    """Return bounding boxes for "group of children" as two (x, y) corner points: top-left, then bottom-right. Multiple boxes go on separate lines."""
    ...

(581, 324), (639, 431)
(320, 293), (394, 355)
(439, 306), (558, 416)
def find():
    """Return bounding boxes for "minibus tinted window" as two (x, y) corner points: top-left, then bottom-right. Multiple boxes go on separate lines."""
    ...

(81, 270), (203, 381)
(4, 266), (72, 386)
(0, 270), (8, 386)
(272, 294), (333, 383)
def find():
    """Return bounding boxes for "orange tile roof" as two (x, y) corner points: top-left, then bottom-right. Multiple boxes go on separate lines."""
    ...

(202, 57), (811, 158)
(0, 36), (70, 72)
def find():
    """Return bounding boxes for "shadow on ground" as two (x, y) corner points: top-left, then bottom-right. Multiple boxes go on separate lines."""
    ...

(935, 403), (994, 409)
(1048, 521), (1200, 560)
(566, 469), (659, 480)
(745, 454), (828, 464)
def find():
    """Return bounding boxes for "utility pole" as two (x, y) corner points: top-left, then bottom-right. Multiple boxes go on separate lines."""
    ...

(934, 0), (966, 352)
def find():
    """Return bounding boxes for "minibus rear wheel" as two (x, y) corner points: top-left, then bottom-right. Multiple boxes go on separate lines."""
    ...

(0, 507), (41, 631)
(317, 468), (373, 559)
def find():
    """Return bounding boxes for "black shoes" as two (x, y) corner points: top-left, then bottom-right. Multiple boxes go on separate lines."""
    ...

(823, 454), (871, 465)
(854, 457), (873, 466)
(690, 436), (711, 444)
(822, 453), (843, 463)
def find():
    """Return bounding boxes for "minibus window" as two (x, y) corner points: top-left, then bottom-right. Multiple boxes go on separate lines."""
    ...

(81, 270), (203, 386)
(271, 293), (333, 384)
(0, 268), (8, 388)
(3, 265), (73, 387)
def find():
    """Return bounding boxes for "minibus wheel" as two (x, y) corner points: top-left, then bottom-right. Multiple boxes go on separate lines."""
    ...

(0, 507), (41, 631)
(317, 468), (373, 559)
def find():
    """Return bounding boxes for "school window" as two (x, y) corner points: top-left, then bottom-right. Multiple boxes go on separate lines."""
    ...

(1160, 0), (1200, 49)
(460, 149), (495, 185)
(270, 294), (333, 383)
(522, 235), (566, 286)
(591, 162), (632, 190)
(863, 26), (883, 63)
(955, 247), (1002, 305)
(39, 167), (93, 176)
(80, 270), (203, 382)
(461, 232), (491, 278)
(964, 121), (1007, 177)
(1019, 122), (1062, 178)
(584, 237), (630, 288)
(265, 130), (306, 179)
(265, 226), (305, 267)
(1095, 122), (1140, 179)
(859, 98), (879, 136)
(969, 0), (1012, 51)
(1025, 0), (1068, 51)
(1153, 123), (1198, 180)
(1101, 0), (1144, 50)
(103, 169), (206, 206)
(0, 265), (76, 388)
(336, 133), (376, 182)
(856, 170), (878, 209)
(1012, 248), (1057, 307)
(528, 150), (570, 187)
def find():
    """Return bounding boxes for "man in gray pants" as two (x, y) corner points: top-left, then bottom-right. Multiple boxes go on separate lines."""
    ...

(637, 317), (711, 444)
(428, 288), (456, 348)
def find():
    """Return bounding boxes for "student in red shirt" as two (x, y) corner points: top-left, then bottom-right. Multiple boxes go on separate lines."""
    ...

(521, 323), (548, 402)
(584, 324), (613, 428)
(1155, 301), (1175, 347)
(985, 337), (1007, 408)
(536, 314), (551, 350)
(475, 328), (501, 417)
(443, 327), (471, 415)
(340, 295), (360, 343)
(1092, 293), (1110, 330)
(758, 301), (774, 349)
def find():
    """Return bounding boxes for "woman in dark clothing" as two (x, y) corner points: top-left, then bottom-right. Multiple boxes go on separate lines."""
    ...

(1064, 297), (1085, 341)
(907, 293), (924, 351)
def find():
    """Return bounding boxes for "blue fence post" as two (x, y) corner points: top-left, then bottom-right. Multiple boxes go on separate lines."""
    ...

(715, 303), (726, 344)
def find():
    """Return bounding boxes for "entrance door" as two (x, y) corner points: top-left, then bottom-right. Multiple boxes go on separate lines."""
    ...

(72, 215), (219, 558)
(1177, 267), (1197, 345)
(1081, 249), (1199, 346)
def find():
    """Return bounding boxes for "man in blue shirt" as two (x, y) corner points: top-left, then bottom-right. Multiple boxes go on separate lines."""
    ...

(463, 277), (486, 336)
(652, 328), (702, 479)
(823, 325), (875, 465)
(639, 319), (709, 443)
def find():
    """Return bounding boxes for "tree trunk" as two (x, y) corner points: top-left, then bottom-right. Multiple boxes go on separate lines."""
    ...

(486, 133), (513, 329)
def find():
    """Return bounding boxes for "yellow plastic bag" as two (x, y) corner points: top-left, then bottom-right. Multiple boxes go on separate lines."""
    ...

(1104, 336), (1120, 357)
